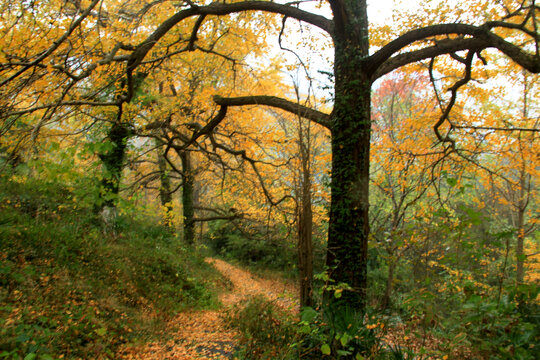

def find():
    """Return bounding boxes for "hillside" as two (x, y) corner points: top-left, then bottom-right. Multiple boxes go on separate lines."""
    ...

(0, 176), (224, 358)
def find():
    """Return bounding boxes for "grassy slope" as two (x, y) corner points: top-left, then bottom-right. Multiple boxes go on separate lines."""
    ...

(0, 176), (223, 359)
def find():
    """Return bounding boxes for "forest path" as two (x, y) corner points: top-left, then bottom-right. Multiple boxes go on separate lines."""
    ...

(118, 258), (298, 360)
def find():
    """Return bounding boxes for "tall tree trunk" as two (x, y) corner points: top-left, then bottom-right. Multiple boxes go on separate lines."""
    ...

(298, 118), (314, 308)
(156, 142), (173, 226)
(516, 209), (525, 284)
(516, 173), (526, 283)
(180, 150), (195, 245)
(326, 0), (371, 311)
(382, 258), (396, 309)
(98, 120), (129, 226)
(516, 74), (529, 285)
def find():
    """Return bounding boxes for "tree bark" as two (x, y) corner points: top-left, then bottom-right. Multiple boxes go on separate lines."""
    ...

(98, 121), (129, 208)
(325, 0), (371, 312)
(382, 259), (396, 309)
(180, 150), (195, 245)
(156, 142), (174, 226)
(297, 117), (314, 308)
(516, 207), (525, 284)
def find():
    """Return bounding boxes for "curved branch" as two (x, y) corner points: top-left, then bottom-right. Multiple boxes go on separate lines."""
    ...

(213, 95), (331, 129)
(128, 1), (333, 71)
(176, 105), (229, 151)
(369, 23), (539, 79)
(433, 50), (475, 150)
(188, 14), (207, 51)
(374, 38), (481, 79)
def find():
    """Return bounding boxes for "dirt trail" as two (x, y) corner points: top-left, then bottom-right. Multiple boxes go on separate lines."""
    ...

(118, 258), (298, 360)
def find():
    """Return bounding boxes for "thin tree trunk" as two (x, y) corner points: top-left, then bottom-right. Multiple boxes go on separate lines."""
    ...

(298, 117), (314, 308)
(156, 142), (173, 226)
(516, 74), (529, 284)
(180, 150), (195, 245)
(298, 196), (314, 308)
(382, 257), (396, 309)
(516, 201), (525, 284)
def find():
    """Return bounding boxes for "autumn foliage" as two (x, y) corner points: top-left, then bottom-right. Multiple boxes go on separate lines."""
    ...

(1, 0), (539, 359)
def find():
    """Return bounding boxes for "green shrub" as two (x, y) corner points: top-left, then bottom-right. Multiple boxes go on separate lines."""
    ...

(439, 284), (540, 359)
(224, 295), (296, 359)
(205, 220), (296, 272)
(295, 305), (379, 359)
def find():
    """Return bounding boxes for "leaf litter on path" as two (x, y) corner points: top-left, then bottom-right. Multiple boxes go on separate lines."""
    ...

(117, 258), (298, 359)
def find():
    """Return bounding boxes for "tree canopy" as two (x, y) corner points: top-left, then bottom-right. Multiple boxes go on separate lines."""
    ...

(1, 0), (539, 312)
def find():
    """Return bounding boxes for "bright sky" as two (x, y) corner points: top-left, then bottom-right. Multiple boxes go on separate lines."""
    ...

(276, 0), (423, 101)
(368, 0), (396, 24)
(300, 0), (422, 25)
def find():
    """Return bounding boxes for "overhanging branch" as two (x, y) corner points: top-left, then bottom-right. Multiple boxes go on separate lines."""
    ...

(370, 23), (539, 80)
(128, 1), (333, 71)
(213, 95), (331, 129)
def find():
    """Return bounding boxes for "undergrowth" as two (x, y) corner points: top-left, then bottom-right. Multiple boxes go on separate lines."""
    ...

(224, 296), (421, 360)
(0, 175), (222, 359)
(223, 295), (296, 359)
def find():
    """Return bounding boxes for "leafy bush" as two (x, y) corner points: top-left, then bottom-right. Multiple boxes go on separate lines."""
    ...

(205, 220), (296, 272)
(225, 295), (420, 360)
(224, 295), (296, 359)
(295, 305), (382, 359)
(440, 284), (540, 359)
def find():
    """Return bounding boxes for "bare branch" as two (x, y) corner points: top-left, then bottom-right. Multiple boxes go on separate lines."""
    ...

(4, 100), (120, 118)
(370, 23), (539, 80)
(433, 50), (476, 150)
(188, 15), (207, 51)
(213, 95), (331, 128)
(191, 214), (243, 223)
(452, 124), (540, 132)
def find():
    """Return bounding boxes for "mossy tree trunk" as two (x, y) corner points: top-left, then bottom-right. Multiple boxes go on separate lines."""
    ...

(180, 150), (195, 245)
(325, 0), (371, 312)
(156, 141), (174, 226)
(98, 120), (129, 225)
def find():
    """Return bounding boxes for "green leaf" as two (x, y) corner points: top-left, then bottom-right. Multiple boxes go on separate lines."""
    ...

(314, 272), (330, 282)
(446, 177), (457, 187)
(300, 307), (318, 322)
(39, 355), (54, 360)
(340, 333), (351, 346)
(321, 344), (331, 355)
(95, 327), (107, 336)
(24, 354), (37, 360)
(356, 354), (365, 360)
(299, 324), (311, 334)
(16, 333), (30, 343)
